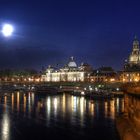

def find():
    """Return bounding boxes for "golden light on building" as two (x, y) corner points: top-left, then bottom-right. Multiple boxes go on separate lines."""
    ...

(35, 78), (40, 82)
(41, 57), (92, 82)
(122, 37), (140, 83)
(110, 78), (115, 82)
(121, 71), (140, 82)
(134, 78), (139, 82)
(123, 78), (126, 82)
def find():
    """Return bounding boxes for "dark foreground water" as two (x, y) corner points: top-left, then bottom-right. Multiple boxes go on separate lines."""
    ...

(0, 92), (124, 140)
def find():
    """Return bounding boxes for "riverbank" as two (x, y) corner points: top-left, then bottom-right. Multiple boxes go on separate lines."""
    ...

(116, 94), (140, 140)
(116, 116), (140, 140)
(122, 83), (140, 95)
(0, 81), (123, 88)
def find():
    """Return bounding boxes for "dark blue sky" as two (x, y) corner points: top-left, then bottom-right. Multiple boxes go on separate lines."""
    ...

(0, 0), (139, 70)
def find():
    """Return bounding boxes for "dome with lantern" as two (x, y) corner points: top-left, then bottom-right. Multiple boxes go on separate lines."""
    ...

(68, 56), (77, 68)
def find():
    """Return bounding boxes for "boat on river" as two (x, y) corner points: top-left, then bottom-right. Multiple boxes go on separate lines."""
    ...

(35, 85), (58, 95)
(71, 89), (85, 96)
(85, 90), (114, 100)
(111, 91), (124, 97)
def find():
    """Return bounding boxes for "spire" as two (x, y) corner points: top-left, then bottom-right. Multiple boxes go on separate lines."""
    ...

(134, 35), (137, 40)
(133, 35), (139, 50)
(70, 56), (74, 61)
(129, 36), (140, 65)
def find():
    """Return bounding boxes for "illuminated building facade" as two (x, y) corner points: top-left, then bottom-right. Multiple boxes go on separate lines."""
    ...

(42, 57), (92, 82)
(90, 67), (118, 82)
(121, 36), (140, 82)
(120, 71), (140, 82)
(124, 36), (140, 69)
(128, 36), (140, 66)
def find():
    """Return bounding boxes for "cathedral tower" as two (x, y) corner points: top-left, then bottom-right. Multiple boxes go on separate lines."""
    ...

(128, 36), (140, 66)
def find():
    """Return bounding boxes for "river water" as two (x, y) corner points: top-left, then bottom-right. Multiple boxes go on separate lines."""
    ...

(0, 92), (124, 140)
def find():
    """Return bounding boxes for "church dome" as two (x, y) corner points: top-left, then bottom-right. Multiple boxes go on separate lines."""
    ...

(128, 36), (140, 65)
(68, 56), (77, 67)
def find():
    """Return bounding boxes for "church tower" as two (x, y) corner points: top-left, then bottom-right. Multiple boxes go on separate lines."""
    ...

(128, 36), (140, 66)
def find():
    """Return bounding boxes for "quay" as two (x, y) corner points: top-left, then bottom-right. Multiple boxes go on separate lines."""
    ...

(116, 82), (140, 140)
(116, 93), (140, 140)
(122, 83), (140, 95)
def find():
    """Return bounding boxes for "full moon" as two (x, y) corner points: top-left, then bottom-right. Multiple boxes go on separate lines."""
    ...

(1, 24), (14, 37)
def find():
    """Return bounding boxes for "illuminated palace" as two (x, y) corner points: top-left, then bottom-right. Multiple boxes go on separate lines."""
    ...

(41, 57), (92, 82)
(120, 36), (140, 82)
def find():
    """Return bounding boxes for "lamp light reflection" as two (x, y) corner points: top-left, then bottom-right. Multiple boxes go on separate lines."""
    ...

(2, 113), (10, 140)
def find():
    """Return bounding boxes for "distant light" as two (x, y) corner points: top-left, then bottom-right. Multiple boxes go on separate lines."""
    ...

(95, 87), (98, 91)
(134, 78), (138, 82)
(90, 87), (93, 91)
(116, 88), (119, 91)
(98, 85), (101, 88)
(110, 78), (115, 82)
(1, 24), (14, 37)
(81, 91), (85, 95)
(123, 78), (125, 81)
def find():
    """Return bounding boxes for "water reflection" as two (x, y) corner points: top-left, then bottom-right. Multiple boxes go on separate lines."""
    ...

(1, 96), (10, 140)
(79, 97), (85, 126)
(104, 101), (108, 118)
(0, 92), (125, 121)
(17, 92), (19, 112)
(46, 97), (51, 125)
(110, 100), (115, 119)
(23, 94), (26, 114)
(2, 112), (10, 140)
(28, 93), (31, 117)
(53, 97), (58, 116)
(116, 94), (140, 140)
(0, 91), (125, 140)
(62, 94), (66, 118)
(11, 93), (14, 112)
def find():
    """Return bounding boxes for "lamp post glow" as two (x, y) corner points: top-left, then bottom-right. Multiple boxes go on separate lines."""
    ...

(1, 24), (14, 37)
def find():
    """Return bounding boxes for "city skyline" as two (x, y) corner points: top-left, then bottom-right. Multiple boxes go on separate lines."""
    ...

(0, 0), (140, 70)
(0, 1), (140, 140)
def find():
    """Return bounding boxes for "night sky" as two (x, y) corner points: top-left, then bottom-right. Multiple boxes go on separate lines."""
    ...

(0, 0), (140, 70)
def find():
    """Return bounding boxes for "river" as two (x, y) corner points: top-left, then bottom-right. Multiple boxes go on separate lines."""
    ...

(0, 92), (124, 140)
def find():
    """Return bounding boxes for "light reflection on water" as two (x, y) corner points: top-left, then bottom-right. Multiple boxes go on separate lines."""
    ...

(1, 96), (10, 140)
(0, 91), (124, 140)
(2, 112), (10, 140)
